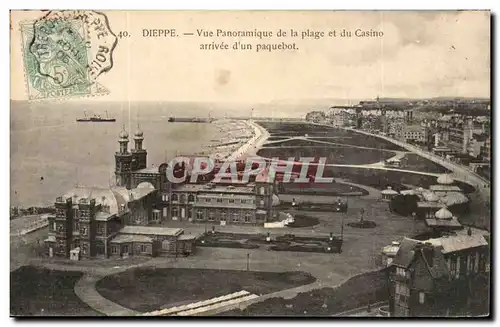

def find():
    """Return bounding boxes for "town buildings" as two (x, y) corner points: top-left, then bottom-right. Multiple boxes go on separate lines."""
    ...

(389, 229), (490, 317)
(403, 125), (429, 144)
(44, 185), (196, 259)
(44, 126), (276, 259)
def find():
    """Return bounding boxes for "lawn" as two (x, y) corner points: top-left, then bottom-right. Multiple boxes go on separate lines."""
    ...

(10, 266), (101, 316)
(218, 268), (390, 316)
(96, 268), (316, 313)
(279, 181), (368, 196)
(258, 146), (394, 165)
(257, 121), (405, 151)
(402, 153), (451, 174)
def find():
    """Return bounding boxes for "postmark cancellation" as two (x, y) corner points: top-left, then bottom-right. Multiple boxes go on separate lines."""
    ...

(19, 10), (117, 101)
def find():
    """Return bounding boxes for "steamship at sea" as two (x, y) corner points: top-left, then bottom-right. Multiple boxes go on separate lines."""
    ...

(76, 111), (116, 122)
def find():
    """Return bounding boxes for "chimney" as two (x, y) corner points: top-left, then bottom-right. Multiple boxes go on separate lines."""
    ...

(467, 227), (472, 236)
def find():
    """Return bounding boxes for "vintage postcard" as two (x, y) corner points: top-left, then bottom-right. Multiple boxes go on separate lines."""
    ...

(10, 10), (491, 317)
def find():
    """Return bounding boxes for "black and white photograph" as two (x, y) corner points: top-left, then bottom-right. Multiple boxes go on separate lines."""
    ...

(9, 9), (491, 318)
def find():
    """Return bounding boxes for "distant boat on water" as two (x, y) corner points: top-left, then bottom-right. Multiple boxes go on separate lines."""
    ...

(77, 111), (116, 122)
(168, 116), (213, 123)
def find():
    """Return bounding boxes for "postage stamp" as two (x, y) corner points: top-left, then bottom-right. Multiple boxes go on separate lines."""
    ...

(20, 10), (117, 100)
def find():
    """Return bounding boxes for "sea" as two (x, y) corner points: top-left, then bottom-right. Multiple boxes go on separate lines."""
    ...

(10, 98), (348, 207)
(10, 101), (225, 207)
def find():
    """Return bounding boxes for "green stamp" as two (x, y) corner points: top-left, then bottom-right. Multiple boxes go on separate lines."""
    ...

(20, 11), (117, 100)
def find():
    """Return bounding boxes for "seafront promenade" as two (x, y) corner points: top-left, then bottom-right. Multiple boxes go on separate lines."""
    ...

(226, 120), (270, 161)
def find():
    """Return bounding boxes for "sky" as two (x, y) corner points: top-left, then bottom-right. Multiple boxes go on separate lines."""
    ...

(10, 10), (490, 103)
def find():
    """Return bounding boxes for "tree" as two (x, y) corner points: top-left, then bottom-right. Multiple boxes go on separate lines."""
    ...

(390, 194), (419, 216)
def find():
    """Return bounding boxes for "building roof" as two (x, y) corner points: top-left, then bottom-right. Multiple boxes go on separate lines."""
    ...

(391, 238), (420, 268)
(421, 191), (440, 202)
(111, 234), (153, 243)
(178, 234), (196, 241)
(425, 218), (462, 229)
(112, 186), (157, 202)
(417, 201), (443, 208)
(439, 192), (469, 206)
(424, 234), (488, 254)
(119, 226), (183, 237)
(95, 211), (116, 221)
(400, 189), (416, 196)
(62, 187), (127, 216)
(382, 241), (401, 256)
(435, 207), (453, 219)
(134, 167), (161, 174)
(390, 238), (450, 279)
(437, 174), (454, 185)
(381, 186), (399, 195)
(429, 185), (462, 192)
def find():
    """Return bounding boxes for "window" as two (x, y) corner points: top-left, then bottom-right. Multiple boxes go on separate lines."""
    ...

(188, 194), (195, 203)
(52, 222), (56, 231)
(82, 244), (88, 255)
(217, 198), (223, 203)
(395, 282), (409, 296)
(221, 212), (227, 221)
(153, 211), (160, 221)
(81, 227), (88, 236)
(123, 245), (129, 253)
(232, 213), (239, 222)
(206, 198), (211, 203)
(241, 199), (247, 204)
(260, 200), (265, 206)
(450, 257), (457, 278)
(180, 194), (186, 204)
(98, 224), (105, 235)
(140, 244), (148, 253)
(172, 207), (178, 217)
(162, 194), (168, 202)
(260, 187), (265, 195)
(208, 211), (215, 221)
(74, 222), (79, 232)
(171, 194), (178, 202)
(111, 245), (118, 254)
(245, 213), (251, 223)
(419, 292), (425, 304)
(197, 211), (204, 220)
(469, 253), (476, 273)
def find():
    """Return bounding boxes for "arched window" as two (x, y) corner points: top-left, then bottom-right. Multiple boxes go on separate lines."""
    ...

(180, 194), (186, 203)
(171, 194), (178, 201)
(188, 194), (195, 203)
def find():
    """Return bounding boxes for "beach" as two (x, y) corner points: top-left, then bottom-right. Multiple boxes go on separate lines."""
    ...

(10, 101), (257, 207)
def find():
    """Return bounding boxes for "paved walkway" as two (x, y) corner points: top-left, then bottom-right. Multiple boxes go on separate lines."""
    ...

(74, 273), (140, 316)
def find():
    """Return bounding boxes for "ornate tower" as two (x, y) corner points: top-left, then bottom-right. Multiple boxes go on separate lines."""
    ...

(131, 124), (147, 171)
(115, 127), (133, 189)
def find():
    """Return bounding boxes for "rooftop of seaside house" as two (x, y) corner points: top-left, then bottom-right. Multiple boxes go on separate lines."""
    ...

(58, 185), (156, 221)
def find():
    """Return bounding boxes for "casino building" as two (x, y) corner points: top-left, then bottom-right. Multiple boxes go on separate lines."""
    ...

(44, 127), (277, 259)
